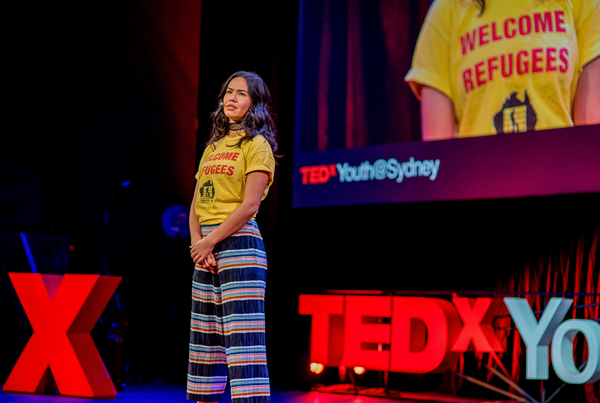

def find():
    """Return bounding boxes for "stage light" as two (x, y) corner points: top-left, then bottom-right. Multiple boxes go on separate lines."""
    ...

(310, 363), (324, 374)
(161, 205), (190, 238)
(353, 366), (366, 375)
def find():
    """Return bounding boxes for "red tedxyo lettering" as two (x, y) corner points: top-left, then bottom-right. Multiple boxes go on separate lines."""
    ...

(299, 165), (337, 184)
(298, 295), (505, 374)
(300, 295), (600, 384)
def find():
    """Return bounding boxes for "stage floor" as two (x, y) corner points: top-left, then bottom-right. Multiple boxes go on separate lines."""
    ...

(0, 384), (515, 403)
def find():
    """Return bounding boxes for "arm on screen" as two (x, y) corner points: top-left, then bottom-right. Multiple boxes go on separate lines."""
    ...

(573, 57), (600, 126)
(420, 86), (456, 141)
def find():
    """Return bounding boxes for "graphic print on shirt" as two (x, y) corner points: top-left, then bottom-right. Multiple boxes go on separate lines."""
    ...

(493, 91), (537, 134)
(200, 180), (215, 203)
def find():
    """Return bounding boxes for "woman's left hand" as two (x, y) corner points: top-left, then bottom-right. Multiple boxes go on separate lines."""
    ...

(190, 238), (216, 266)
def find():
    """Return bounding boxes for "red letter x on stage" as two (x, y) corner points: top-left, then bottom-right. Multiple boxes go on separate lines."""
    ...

(451, 297), (504, 352)
(3, 273), (121, 398)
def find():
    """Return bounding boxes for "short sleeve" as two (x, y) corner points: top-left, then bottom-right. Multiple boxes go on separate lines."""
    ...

(194, 146), (211, 180)
(404, 0), (453, 101)
(576, 0), (600, 69)
(244, 136), (276, 189)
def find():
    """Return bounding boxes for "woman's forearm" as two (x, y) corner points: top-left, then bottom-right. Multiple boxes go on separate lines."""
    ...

(189, 181), (202, 244)
(421, 86), (456, 141)
(573, 57), (600, 126)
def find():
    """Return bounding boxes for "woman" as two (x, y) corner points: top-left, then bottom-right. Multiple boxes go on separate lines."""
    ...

(187, 71), (277, 403)
(405, 0), (599, 140)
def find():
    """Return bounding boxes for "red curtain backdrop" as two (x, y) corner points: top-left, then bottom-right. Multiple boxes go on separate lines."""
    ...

(131, 0), (201, 202)
(312, 0), (429, 150)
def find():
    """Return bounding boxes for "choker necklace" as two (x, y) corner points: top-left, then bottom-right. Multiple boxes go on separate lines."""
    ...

(229, 123), (243, 131)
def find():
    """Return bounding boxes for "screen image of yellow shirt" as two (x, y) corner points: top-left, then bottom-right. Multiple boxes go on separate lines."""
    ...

(405, 0), (600, 138)
(194, 134), (275, 226)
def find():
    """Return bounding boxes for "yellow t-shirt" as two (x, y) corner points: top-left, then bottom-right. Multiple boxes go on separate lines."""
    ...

(405, 0), (600, 138)
(194, 134), (275, 225)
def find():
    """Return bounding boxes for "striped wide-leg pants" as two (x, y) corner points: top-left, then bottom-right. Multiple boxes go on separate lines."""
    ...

(187, 220), (270, 403)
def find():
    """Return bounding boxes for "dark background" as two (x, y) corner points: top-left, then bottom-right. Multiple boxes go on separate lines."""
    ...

(1, 0), (598, 395)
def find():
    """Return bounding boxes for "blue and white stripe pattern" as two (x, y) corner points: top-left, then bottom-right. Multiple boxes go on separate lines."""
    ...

(187, 220), (270, 403)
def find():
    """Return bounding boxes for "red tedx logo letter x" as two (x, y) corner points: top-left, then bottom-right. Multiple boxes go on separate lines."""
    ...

(451, 297), (504, 352)
(4, 273), (121, 398)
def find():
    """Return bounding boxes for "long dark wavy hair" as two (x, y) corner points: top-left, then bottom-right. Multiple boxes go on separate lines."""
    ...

(206, 71), (278, 155)
(474, 0), (485, 15)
